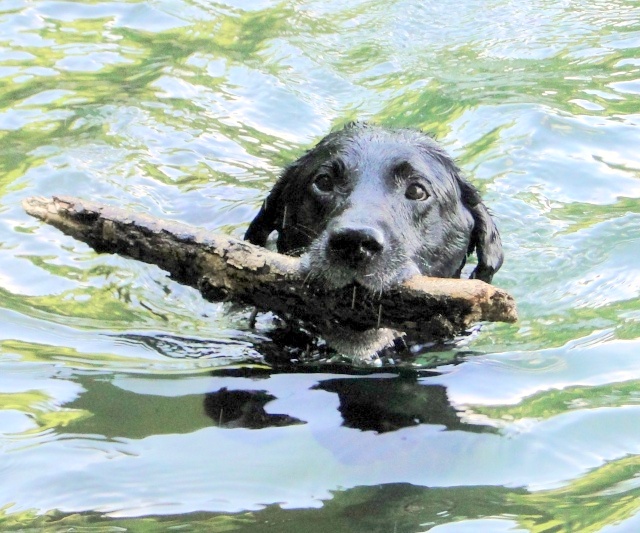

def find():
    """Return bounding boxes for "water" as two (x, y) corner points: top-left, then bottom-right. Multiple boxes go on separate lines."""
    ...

(1, 0), (640, 531)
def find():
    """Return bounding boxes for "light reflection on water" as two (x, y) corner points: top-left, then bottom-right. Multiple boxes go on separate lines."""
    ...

(1, 0), (640, 531)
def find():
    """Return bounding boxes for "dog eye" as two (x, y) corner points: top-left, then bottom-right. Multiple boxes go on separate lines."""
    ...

(405, 183), (429, 201)
(312, 173), (334, 194)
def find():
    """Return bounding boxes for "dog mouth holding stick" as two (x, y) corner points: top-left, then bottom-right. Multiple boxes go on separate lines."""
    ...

(245, 123), (504, 361)
(22, 123), (513, 367)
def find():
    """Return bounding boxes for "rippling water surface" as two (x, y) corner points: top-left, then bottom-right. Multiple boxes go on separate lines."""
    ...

(2, 1), (640, 531)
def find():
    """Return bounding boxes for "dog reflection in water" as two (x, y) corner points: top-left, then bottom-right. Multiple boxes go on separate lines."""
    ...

(204, 374), (496, 435)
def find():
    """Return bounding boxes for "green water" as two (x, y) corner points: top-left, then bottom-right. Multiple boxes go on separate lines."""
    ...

(2, 0), (640, 531)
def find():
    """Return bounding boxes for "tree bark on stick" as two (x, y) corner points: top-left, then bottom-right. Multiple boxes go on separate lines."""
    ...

(23, 196), (517, 340)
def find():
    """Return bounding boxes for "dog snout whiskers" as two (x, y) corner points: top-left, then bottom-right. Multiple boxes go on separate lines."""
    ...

(327, 226), (385, 266)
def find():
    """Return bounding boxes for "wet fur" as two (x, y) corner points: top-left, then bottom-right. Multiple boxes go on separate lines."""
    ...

(245, 123), (503, 360)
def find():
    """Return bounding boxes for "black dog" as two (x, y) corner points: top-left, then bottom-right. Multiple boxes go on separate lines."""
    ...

(245, 123), (503, 359)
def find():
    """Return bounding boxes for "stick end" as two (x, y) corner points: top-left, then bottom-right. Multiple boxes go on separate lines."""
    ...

(22, 196), (52, 219)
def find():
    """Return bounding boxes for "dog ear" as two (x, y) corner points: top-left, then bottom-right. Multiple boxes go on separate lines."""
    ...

(244, 181), (285, 246)
(426, 142), (504, 283)
(244, 163), (300, 247)
(459, 180), (504, 283)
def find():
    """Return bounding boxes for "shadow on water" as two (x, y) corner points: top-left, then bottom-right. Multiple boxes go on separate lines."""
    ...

(204, 387), (306, 429)
(16, 319), (640, 532)
(203, 369), (498, 435)
(106, 320), (497, 434)
(66, 327), (492, 438)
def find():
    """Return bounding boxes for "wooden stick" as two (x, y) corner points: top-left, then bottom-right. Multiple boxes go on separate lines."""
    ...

(23, 196), (517, 339)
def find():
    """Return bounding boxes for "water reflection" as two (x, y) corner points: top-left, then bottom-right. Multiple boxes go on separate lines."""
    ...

(203, 369), (497, 434)
(315, 376), (496, 434)
(204, 387), (304, 429)
(3, 334), (640, 527)
(3, 0), (640, 529)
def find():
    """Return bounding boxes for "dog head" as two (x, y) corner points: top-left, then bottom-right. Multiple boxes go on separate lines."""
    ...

(245, 123), (503, 292)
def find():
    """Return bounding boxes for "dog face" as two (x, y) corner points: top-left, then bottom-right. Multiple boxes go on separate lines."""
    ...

(245, 123), (503, 293)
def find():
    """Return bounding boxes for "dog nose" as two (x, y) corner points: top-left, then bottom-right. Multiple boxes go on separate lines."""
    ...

(327, 226), (385, 265)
